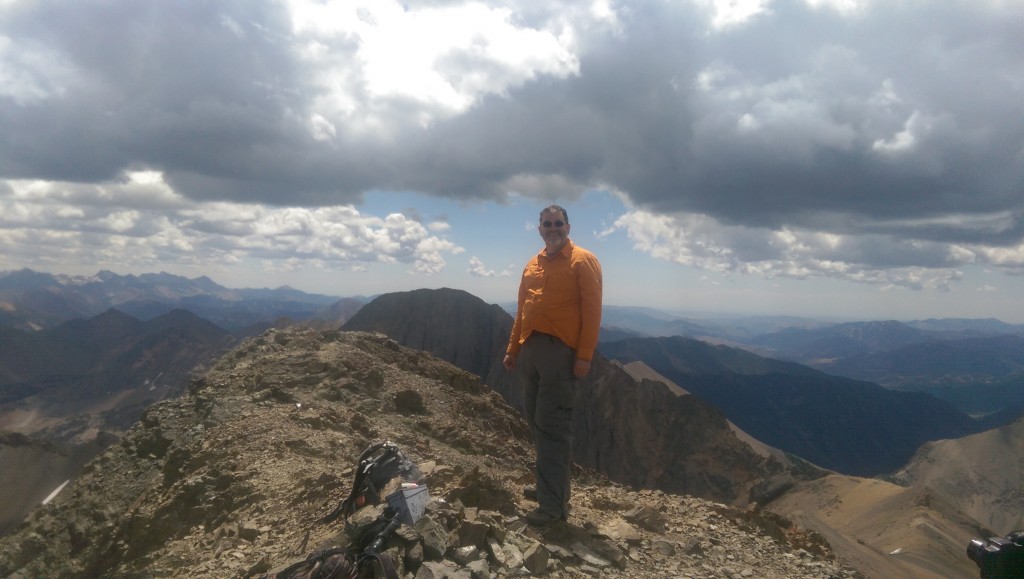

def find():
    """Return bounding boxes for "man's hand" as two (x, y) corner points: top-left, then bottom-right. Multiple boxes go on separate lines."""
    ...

(503, 354), (516, 372)
(573, 358), (591, 378)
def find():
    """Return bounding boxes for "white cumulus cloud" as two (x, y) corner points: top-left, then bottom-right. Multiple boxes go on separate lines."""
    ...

(0, 172), (464, 276)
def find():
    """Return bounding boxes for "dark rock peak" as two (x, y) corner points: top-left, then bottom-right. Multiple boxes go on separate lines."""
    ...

(57, 308), (144, 335)
(148, 308), (228, 332)
(343, 287), (511, 381)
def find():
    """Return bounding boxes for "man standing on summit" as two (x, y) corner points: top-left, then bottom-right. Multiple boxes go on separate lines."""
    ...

(503, 204), (603, 526)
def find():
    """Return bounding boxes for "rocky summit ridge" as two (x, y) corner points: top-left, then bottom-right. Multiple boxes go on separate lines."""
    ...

(0, 329), (856, 578)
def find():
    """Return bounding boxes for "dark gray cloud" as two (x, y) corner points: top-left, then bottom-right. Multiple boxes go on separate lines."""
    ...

(1, 0), (1021, 284)
(580, 1), (1022, 235)
(1, 0), (313, 191)
(400, 0), (1023, 249)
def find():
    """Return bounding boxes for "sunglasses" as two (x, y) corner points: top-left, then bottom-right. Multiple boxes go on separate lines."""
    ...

(541, 220), (565, 228)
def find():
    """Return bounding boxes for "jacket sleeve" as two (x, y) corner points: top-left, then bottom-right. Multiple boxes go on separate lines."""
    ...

(506, 266), (529, 357)
(573, 252), (603, 361)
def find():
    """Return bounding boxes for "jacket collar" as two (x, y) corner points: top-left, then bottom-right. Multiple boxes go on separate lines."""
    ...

(540, 239), (573, 259)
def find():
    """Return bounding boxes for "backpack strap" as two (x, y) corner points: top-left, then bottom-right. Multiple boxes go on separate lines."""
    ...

(358, 553), (400, 579)
(263, 547), (354, 579)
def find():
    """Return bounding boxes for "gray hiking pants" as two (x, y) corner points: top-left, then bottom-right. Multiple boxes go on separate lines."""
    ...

(518, 332), (577, 519)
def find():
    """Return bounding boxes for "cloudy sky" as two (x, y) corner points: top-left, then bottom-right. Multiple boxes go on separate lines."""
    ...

(1, 0), (1022, 322)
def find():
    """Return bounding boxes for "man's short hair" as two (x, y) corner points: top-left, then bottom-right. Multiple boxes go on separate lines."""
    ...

(539, 205), (569, 224)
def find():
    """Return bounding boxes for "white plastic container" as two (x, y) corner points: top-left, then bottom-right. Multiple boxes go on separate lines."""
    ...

(386, 484), (430, 525)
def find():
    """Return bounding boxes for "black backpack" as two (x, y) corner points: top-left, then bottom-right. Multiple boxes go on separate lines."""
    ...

(320, 441), (422, 524)
(263, 442), (422, 579)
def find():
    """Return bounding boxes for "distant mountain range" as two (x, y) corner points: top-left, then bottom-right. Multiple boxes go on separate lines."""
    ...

(600, 307), (1024, 344)
(597, 309), (1024, 419)
(745, 318), (1024, 361)
(0, 268), (351, 333)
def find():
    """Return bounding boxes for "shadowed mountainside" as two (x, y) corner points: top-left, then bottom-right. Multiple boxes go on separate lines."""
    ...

(0, 309), (232, 418)
(0, 308), (235, 535)
(599, 335), (981, 477)
(0, 432), (117, 535)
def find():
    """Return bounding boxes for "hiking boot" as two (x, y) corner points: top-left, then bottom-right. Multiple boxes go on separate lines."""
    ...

(525, 508), (566, 527)
(523, 485), (537, 501)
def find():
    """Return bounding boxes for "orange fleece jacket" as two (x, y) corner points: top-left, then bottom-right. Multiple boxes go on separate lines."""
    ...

(506, 240), (603, 361)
